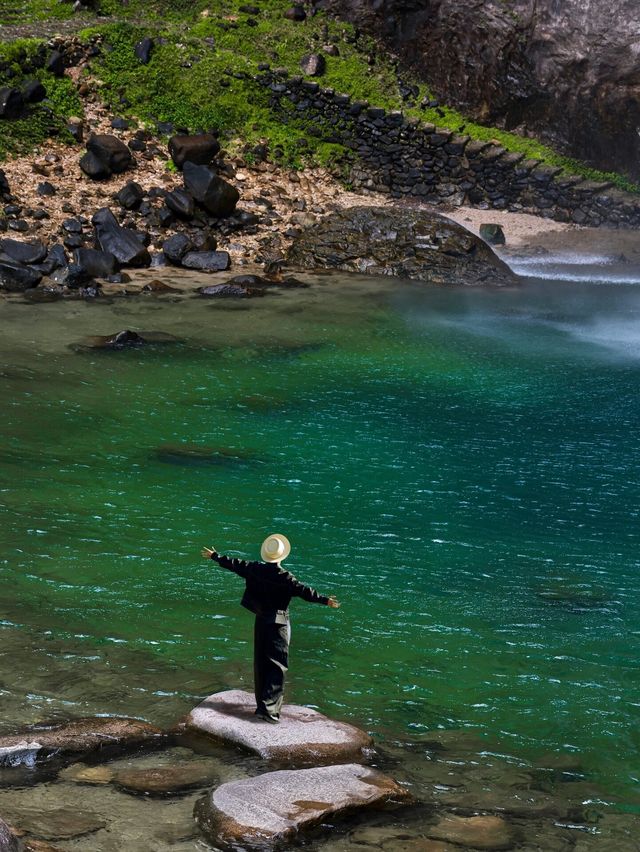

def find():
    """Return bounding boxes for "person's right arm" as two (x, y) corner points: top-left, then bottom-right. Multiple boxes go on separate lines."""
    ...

(201, 546), (252, 579)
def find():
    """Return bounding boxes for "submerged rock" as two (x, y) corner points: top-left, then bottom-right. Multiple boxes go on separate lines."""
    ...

(287, 206), (517, 286)
(426, 814), (515, 850)
(58, 764), (114, 785)
(194, 763), (410, 849)
(73, 330), (180, 351)
(5, 807), (105, 841)
(154, 444), (260, 467)
(183, 689), (373, 765)
(113, 761), (217, 797)
(0, 718), (164, 767)
(197, 283), (260, 297)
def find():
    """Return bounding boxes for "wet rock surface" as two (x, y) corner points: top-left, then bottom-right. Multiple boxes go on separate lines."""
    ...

(73, 330), (180, 351)
(184, 689), (373, 765)
(113, 761), (217, 797)
(5, 807), (105, 841)
(194, 763), (411, 849)
(426, 814), (516, 850)
(0, 717), (165, 768)
(288, 206), (517, 285)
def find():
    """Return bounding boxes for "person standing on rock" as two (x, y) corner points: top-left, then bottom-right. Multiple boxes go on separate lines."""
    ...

(201, 534), (340, 724)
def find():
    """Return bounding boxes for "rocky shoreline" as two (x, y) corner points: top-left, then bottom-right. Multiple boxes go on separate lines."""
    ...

(1, 689), (636, 851)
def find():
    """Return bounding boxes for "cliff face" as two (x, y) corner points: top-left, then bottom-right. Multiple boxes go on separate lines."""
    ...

(331, 0), (640, 179)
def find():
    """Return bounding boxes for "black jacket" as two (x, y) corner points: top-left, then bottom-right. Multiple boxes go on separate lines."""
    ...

(211, 553), (329, 624)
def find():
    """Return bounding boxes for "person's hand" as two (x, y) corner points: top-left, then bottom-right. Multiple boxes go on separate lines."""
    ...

(327, 596), (340, 609)
(201, 546), (217, 559)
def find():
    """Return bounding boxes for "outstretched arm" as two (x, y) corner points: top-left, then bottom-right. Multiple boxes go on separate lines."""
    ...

(288, 574), (340, 608)
(201, 546), (252, 579)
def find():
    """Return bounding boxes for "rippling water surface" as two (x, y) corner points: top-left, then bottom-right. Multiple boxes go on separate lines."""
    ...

(1, 271), (640, 815)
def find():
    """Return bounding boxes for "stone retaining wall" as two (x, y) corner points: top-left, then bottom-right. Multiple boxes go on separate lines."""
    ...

(256, 68), (640, 228)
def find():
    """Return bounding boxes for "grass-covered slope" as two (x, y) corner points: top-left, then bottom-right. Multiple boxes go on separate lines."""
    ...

(0, 0), (637, 192)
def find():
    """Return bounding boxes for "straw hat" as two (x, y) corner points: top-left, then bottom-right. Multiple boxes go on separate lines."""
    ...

(261, 533), (291, 563)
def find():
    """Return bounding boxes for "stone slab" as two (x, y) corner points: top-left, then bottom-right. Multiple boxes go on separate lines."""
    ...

(184, 689), (373, 765)
(0, 717), (165, 767)
(195, 763), (411, 849)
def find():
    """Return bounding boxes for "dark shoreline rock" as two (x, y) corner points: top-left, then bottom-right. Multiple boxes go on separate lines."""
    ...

(287, 206), (517, 286)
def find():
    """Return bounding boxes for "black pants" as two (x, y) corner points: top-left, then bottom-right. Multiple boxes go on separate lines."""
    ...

(253, 617), (290, 720)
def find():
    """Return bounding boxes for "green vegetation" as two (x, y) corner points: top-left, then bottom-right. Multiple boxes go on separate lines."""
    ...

(0, 39), (81, 157)
(0, 0), (637, 191)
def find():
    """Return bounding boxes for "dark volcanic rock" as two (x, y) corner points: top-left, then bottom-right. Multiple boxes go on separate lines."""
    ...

(287, 206), (517, 286)
(92, 207), (151, 267)
(0, 261), (41, 291)
(0, 169), (9, 197)
(0, 239), (47, 265)
(22, 79), (46, 104)
(168, 133), (220, 169)
(300, 53), (326, 76)
(116, 180), (144, 210)
(45, 50), (64, 77)
(181, 250), (230, 272)
(86, 134), (133, 175)
(182, 161), (239, 217)
(165, 188), (195, 219)
(134, 37), (154, 64)
(73, 248), (118, 279)
(79, 151), (111, 180)
(162, 233), (191, 264)
(194, 762), (410, 849)
(0, 87), (24, 119)
(37, 181), (57, 197)
(284, 4), (306, 20)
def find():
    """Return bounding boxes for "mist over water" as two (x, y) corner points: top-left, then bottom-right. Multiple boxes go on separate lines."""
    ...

(1, 270), (639, 812)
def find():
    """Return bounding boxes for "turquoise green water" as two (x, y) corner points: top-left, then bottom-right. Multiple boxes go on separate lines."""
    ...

(1, 274), (639, 811)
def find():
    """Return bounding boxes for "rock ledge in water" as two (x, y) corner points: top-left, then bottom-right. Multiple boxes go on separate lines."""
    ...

(184, 689), (373, 766)
(0, 718), (165, 767)
(194, 763), (411, 849)
(287, 206), (517, 286)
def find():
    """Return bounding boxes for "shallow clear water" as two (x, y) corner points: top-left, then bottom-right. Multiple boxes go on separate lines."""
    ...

(1, 271), (640, 819)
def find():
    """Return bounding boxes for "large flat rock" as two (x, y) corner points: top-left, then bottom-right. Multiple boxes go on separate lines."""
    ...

(287, 206), (518, 286)
(194, 763), (411, 849)
(183, 690), (372, 766)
